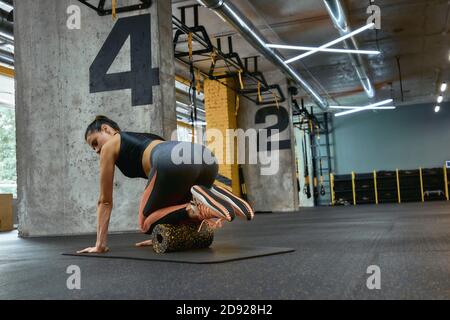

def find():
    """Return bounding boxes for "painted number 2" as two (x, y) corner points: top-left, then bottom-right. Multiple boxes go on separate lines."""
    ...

(255, 105), (291, 152)
(90, 14), (160, 106)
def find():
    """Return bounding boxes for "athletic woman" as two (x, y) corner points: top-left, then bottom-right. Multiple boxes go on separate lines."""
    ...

(77, 116), (254, 253)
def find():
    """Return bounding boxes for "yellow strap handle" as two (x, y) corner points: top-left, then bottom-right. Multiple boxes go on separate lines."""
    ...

(257, 81), (262, 103)
(235, 94), (240, 116)
(305, 176), (310, 185)
(195, 68), (201, 94)
(238, 69), (244, 90)
(330, 173), (335, 205)
(235, 70), (243, 116)
(112, 0), (117, 20)
(272, 92), (280, 109)
(188, 32), (193, 61)
(210, 51), (217, 66)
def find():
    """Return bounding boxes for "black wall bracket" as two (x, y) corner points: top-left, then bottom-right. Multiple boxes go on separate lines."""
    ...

(77, 0), (152, 16)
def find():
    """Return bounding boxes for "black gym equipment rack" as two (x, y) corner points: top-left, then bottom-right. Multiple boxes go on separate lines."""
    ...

(291, 91), (333, 206)
(172, 4), (285, 106)
(78, 0), (152, 16)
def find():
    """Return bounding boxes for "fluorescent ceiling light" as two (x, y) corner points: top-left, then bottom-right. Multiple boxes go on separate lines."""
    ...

(0, 2), (13, 12)
(0, 98), (14, 110)
(285, 23), (375, 64)
(334, 99), (394, 117)
(176, 101), (189, 108)
(434, 105), (440, 113)
(0, 31), (13, 42)
(329, 106), (396, 110)
(188, 121), (207, 126)
(437, 95), (443, 103)
(440, 82), (447, 92)
(213, 10), (227, 23)
(266, 44), (380, 55)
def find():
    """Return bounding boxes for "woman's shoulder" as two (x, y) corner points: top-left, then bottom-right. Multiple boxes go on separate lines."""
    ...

(103, 133), (121, 158)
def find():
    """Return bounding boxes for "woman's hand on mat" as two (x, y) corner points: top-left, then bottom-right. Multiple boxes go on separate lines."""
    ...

(77, 246), (109, 254)
(135, 239), (153, 247)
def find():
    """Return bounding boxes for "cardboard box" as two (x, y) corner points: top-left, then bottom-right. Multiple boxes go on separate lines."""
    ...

(0, 194), (13, 232)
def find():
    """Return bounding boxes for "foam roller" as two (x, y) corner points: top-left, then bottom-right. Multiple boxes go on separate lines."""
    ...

(151, 223), (214, 253)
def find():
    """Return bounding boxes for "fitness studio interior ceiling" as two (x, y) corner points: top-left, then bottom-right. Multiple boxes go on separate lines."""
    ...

(172, 0), (450, 110)
(2, 0), (450, 305)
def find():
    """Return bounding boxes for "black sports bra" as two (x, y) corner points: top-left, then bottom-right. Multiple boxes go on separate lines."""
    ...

(115, 131), (164, 179)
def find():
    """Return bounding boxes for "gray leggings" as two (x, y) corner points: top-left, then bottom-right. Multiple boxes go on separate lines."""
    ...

(140, 141), (218, 234)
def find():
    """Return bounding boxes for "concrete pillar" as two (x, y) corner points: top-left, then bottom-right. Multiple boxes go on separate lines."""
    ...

(15, 0), (176, 236)
(203, 78), (240, 195)
(237, 71), (299, 212)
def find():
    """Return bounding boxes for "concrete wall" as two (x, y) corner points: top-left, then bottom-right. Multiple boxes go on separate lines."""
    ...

(204, 78), (241, 194)
(332, 102), (450, 174)
(237, 71), (299, 212)
(15, 0), (176, 236)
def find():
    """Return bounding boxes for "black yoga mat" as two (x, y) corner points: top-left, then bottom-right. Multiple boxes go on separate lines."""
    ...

(62, 244), (295, 264)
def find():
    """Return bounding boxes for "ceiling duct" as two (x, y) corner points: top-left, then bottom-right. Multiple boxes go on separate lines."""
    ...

(197, 0), (329, 110)
(323, 0), (375, 98)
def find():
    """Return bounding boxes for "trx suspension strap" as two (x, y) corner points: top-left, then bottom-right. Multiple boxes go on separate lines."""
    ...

(238, 69), (244, 91)
(257, 81), (262, 103)
(308, 116), (318, 198)
(295, 141), (301, 192)
(319, 154), (326, 196)
(318, 131), (326, 196)
(302, 129), (311, 199)
(301, 98), (311, 199)
(291, 96), (301, 192)
(188, 32), (198, 143)
(235, 69), (244, 116)
(195, 68), (201, 94)
(238, 165), (248, 201)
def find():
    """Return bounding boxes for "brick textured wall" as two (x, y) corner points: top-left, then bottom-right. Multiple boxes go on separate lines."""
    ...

(204, 78), (240, 195)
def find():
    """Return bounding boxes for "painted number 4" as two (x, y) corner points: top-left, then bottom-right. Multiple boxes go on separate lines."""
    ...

(90, 14), (160, 106)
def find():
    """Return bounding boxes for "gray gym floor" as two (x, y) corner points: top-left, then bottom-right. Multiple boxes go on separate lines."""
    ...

(1, 202), (449, 300)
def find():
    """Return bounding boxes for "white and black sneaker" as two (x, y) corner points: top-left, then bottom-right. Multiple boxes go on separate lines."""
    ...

(210, 185), (254, 221)
(190, 185), (235, 222)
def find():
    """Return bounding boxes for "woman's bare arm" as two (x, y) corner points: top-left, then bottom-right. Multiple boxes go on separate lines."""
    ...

(95, 143), (115, 248)
(77, 139), (117, 253)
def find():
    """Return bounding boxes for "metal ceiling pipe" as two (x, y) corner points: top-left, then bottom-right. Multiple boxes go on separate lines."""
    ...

(0, 51), (13, 65)
(0, 55), (13, 65)
(0, 0), (13, 6)
(0, 33), (13, 46)
(0, 45), (12, 56)
(0, 8), (13, 43)
(197, 0), (329, 110)
(322, 0), (375, 98)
